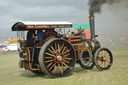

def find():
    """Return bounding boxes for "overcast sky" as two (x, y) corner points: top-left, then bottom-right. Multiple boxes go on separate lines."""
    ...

(0, 0), (128, 39)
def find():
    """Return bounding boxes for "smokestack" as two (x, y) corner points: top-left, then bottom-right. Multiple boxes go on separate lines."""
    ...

(89, 11), (95, 40)
(88, 0), (128, 39)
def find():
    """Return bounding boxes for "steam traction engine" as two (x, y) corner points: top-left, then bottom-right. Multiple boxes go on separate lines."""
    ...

(12, 16), (113, 77)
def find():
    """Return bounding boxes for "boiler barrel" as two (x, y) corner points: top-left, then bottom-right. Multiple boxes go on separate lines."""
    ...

(85, 39), (101, 53)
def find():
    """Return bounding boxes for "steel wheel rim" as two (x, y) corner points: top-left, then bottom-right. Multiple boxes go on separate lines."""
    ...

(80, 50), (93, 66)
(42, 39), (75, 77)
(95, 48), (113, 70)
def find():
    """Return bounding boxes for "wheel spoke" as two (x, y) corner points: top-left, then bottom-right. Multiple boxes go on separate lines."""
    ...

(106, 59), (110, 63)
(45, 52), (55, 57)
(58, 43), (61, 53)
(97, 60), (101, 65)
(47, 62), (53, 68)
(62, 49), (70, 55)
(56, 64), (60, 74)
(104, 51), (109, 57)
(48, 48), (54, 55)
(64, 57), (72, 60)
(53, 64), (56, 73)
(62, 62), (69, 68)
(50, 45), (57, 54)
(103, 62), (105, 68)
(45, 57), (53, 59)
(62, 47), (66, 53)
(101, 51), (104, 57)
(105, 56), (110, 62)
(105, 53), (109, 58)
(100, 51), (102, 57)
(45, 59), (54, 63)
(102, 50), (105, 56)
(60, 66), (63, 74)
(104, 51), (107, 57)
(61, 62), (64, 73)
(60, 43), (64, 53)
(98, 61), (103, 66)
(63, 53), (70, 57)
(104, 61), (108, 67)
(49, 63), (56, 71)
(64, 60), (70, 64)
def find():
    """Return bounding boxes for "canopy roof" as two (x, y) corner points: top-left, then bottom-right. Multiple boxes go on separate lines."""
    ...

(12, 21), (73, 31)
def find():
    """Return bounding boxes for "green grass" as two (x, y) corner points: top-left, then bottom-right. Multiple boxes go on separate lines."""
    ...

(112, 49), (128, 56)
(0, 49), (128, 85)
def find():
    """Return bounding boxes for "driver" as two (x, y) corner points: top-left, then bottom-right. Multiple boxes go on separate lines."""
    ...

(37, 30), (44, 45)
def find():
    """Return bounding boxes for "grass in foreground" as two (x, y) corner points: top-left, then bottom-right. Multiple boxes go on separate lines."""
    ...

(0, 49), (128, 85)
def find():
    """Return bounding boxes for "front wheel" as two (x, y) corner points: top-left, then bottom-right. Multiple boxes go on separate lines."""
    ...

(94, 48), (113, 71)
(39, 38), (76, 77)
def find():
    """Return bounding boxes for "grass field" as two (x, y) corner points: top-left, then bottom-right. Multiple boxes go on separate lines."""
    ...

(0, 49), (128, 85)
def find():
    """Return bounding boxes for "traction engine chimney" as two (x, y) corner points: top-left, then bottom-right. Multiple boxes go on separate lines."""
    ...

(89, 11), (96, 40)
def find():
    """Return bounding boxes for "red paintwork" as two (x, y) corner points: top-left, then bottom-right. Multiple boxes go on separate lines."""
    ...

(74, 30), (91, 39)
(70, 39), (81, 42)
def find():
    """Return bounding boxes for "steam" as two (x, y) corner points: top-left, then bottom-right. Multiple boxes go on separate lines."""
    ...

(88, 0), (121, 15)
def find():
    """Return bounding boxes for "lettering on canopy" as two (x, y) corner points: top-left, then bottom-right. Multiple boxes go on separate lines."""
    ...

(26, 25), (49, 29)
(26, 25), (72, 29)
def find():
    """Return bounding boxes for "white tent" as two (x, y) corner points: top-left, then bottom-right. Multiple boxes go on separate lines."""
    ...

(7, 44), (19, 51)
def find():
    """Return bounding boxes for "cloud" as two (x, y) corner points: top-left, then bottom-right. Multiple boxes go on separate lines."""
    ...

(10, 0), (88, 9)
(0, 0), (88, 20)
(0, 0), (10, 8)
(0, 0), (89, 39)
(0, 15), (22, 39)
(0, 0), (128, 39)
(10, 5), (80, 19)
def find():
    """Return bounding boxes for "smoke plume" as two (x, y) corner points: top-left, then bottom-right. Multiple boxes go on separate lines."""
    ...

(88, 0), (122, 15)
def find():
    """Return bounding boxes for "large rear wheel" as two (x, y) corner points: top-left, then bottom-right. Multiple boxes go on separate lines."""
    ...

(39, 38), (76, 77)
